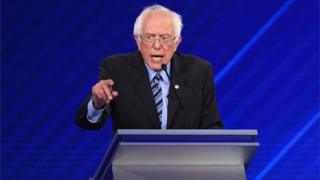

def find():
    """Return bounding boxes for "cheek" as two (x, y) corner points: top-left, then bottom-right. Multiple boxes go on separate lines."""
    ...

(140, 45), (150, 56)
(164, 46), (176, 59)
(140, 46), (154, 65)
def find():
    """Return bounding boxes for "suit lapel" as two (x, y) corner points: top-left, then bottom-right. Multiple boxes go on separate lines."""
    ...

(129, 51), (161, 128)
(167, 53), (186, 128)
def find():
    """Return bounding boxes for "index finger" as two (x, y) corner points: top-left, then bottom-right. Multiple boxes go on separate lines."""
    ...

(101, 79), (114, 87)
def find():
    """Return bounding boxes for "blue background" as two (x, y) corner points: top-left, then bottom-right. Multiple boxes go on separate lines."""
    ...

(2, 0), (319, 179)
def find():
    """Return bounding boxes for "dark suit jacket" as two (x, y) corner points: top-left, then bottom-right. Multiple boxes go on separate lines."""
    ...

(76, 51), (223, 130)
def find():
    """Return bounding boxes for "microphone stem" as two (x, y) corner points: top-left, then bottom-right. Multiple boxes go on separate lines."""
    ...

(161, 64), (186, 129)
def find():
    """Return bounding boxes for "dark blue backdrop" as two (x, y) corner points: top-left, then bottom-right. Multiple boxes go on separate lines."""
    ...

(2, 0), (319, 179)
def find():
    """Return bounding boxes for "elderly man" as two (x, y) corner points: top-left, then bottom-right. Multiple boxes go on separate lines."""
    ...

(76, 5), (223, 130)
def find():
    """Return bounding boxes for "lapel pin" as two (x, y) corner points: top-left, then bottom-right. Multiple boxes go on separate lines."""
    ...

(174, 84), (180, 89)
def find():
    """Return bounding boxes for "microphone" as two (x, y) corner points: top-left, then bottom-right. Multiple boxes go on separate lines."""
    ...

(161, 64), (186, 129)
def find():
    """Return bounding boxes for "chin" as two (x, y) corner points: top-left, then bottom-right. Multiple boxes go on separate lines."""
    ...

(149, 64), (162, 71)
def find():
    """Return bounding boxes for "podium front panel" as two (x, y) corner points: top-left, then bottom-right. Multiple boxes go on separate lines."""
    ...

(112, 142), (258, 166)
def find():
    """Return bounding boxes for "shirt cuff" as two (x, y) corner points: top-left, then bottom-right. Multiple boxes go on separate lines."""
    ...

(87, 99), (105, 123)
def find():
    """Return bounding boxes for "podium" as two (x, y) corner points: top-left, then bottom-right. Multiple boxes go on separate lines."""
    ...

(92, 130), (259, 180)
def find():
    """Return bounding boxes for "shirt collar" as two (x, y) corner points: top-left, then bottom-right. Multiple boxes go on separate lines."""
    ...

(145, 63), (171, 84)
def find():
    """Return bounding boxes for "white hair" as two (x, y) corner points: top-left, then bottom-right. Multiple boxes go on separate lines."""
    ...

(133, 4), (183, 37)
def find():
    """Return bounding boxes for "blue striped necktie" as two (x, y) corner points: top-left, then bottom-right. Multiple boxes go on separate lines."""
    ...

(151, 73), (163, 123)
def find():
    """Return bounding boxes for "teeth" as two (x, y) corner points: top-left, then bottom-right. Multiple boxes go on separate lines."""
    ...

(151, 57), (162, 62)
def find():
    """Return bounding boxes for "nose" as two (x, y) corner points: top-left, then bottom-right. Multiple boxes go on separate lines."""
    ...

(153, 38), (162, 50)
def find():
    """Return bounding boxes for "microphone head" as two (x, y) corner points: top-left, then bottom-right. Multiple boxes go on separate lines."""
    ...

(161, 64), (167, 71)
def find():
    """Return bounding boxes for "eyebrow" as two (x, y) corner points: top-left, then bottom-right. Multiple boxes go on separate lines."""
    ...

(144, 33), (172, 36)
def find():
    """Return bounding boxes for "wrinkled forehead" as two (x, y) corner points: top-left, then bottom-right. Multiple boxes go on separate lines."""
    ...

(141, 10), (175, 35)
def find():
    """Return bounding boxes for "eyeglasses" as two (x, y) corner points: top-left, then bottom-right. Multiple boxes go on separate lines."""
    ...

(140, 34), (176, 44)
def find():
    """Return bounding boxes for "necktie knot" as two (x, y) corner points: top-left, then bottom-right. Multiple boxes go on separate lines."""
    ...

(153, 73), (162, 82)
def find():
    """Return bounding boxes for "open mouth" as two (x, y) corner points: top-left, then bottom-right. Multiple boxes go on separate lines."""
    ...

(151, 55), (164, 62)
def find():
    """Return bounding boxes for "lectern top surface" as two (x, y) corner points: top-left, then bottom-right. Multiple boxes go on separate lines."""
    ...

(117, 129), (258, 136)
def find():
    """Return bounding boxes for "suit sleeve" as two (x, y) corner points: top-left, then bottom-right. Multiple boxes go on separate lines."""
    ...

(200, 64), (224, 129)
(75, 58), (113, 130)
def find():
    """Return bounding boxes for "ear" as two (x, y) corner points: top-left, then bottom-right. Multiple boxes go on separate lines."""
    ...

(174, 36), (182, 51)
(134, 35), (141, 50)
